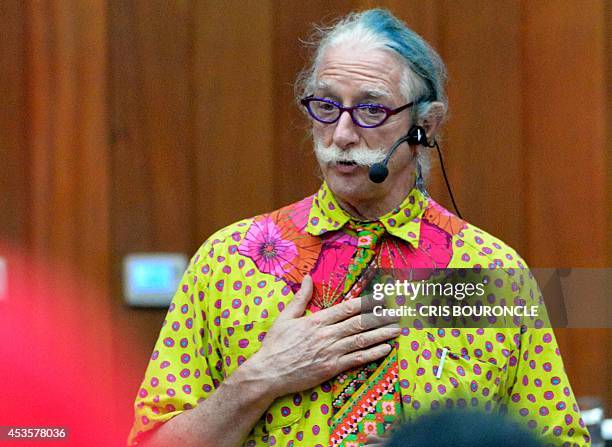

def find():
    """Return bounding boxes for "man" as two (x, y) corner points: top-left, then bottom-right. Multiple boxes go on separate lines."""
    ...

(128, 9), (589, 447)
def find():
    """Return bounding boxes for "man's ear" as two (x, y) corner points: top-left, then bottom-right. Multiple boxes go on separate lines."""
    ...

(419, 101), (446, 140)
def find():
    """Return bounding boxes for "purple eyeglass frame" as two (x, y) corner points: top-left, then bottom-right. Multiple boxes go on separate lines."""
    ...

(300, 96), (415, 128)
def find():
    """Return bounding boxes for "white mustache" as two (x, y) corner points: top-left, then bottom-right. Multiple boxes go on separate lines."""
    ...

(313, 140), (387, 167)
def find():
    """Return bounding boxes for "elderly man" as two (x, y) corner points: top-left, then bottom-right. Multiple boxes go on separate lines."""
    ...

(128, 9), (589, 447)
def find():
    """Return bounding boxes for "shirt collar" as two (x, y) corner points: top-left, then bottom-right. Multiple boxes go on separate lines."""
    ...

(306, 182), (428, 248)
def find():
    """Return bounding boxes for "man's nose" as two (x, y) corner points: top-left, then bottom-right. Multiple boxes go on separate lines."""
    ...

(332, 110), (360, 149)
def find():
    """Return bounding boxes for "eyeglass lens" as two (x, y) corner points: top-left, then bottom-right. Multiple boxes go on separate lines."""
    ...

(308, 100), (387, 127)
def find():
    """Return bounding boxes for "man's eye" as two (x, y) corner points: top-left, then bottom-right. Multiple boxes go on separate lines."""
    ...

(364, 105), (385, 115)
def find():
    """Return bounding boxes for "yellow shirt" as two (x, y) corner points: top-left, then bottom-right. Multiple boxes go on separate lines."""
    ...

(129, 184), (590, 447)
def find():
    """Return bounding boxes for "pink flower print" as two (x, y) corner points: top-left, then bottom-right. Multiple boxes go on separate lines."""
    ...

(239, 217), (298, 278)
(358, 234), (373, 247)
(288, 195), (313, 230)
(363, 421), (377, 434)
(382, 401), (395, 415)
(308, 241), (355, 310)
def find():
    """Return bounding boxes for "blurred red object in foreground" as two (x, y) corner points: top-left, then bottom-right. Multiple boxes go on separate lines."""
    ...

(0, 242), (127, 446)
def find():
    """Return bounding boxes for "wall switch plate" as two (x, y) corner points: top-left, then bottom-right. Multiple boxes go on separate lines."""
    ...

(123, 253), (188, 307)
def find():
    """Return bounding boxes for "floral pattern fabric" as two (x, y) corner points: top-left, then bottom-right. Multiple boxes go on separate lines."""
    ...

(128, 183), (590, 447)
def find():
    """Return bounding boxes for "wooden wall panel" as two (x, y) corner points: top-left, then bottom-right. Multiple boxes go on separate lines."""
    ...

(0, 0), (27, 244)
(560, 328), (611, 411)
(523, 0), (607, 268)
(193, 0), (276, 237)
(25, 0), (111, 307)
(607, 1), (612, 270)
(108, 0), (196, 258)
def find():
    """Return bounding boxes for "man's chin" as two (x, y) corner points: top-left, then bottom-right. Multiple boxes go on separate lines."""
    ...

(324, 167), (375, 198)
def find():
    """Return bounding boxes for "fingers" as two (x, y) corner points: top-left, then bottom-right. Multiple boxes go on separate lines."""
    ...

(359, 293), (378, 313)
(338, 343), (393, 371)
(278, 275), (313, 320)
(312, 296), (363, 325)
(333, 324), (401, 353)
(331, 311), (400, 339)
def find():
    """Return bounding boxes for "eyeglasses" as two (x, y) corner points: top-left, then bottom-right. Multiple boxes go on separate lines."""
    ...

(300, 96), (416, 128)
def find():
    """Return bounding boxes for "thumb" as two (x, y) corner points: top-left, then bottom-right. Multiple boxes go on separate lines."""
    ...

(280, 275), (313, 320)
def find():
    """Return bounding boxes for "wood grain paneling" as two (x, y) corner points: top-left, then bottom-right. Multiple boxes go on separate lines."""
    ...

(0, 0), (27, 244)
(26, 0), (111, 279)
(193, 0), (275, 237)
(523, 0), (607, 268)
(108, 0), (196, 258)
(606, 1), (612, 270)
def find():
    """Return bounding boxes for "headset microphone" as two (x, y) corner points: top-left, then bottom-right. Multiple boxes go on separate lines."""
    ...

(368, 125), (428, 184)
(368, 134), (410, 183)
(368, 125), (463, 218)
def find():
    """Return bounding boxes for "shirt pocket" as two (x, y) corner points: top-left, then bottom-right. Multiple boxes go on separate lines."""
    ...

(220, 321), (303, 434)
(405, 341), (511, 417)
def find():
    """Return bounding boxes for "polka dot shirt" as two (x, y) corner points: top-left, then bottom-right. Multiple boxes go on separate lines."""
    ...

(128, 184), (590, 447)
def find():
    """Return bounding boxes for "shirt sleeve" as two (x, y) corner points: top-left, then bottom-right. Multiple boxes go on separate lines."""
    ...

(504, 271), (591, 447)
(127, 241), (224, 445)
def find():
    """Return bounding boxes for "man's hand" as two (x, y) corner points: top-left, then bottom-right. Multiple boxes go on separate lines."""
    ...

(244, 275), (401, 398)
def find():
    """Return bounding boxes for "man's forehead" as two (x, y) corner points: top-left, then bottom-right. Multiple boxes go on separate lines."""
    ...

(314, 44), (403, 100)
(313, 79), (392, 99)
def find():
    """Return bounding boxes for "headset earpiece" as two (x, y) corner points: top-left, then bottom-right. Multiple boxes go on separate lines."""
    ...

(407, 125), (430, 146)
